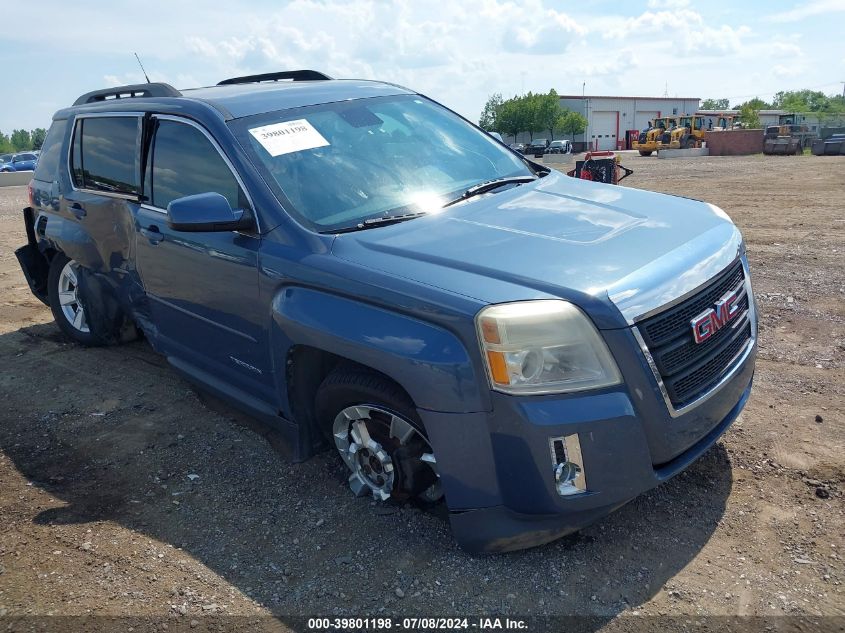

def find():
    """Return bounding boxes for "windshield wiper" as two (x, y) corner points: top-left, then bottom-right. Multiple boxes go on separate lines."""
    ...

(442, 176), (537, 208)
(329, 176), (537, 233)
(330, 211), (428, 234)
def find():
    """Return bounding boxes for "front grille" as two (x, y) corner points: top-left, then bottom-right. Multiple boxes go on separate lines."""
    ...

(637, 260), (752, 409)
(640, 260), (745, 348)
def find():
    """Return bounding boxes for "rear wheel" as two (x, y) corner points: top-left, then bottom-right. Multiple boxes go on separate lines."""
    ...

(683, 137), (697, 149)
(47, 253), (101, 345)
(316, 368), (442, 504)
(638, 150), (652, 156)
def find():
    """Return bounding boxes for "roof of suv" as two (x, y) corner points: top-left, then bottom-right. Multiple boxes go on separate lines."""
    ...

(183, 80), (414, 119)
(64, 72), (415, 121)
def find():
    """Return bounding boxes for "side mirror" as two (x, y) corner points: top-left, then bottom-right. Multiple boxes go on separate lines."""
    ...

(166, 192), (255, 232)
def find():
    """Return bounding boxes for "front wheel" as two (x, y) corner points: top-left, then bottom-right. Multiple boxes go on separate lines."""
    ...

(638, 150), (653, 156)
(316, 368), (442, 504)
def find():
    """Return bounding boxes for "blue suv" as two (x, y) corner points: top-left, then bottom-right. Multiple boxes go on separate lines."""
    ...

(16, 71), (757, 552)
(1, 151), (38, 172)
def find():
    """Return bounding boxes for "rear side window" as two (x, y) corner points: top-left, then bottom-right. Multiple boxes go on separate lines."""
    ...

(70, 116), (140, 195)
(34, 122), (67, 181)
(149, 119), (244, 210)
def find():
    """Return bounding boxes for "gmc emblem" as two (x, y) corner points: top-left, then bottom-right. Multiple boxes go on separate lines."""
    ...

(691, 289), (741, 344)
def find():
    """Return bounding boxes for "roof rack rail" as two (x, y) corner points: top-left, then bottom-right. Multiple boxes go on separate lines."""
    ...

(217, 70), (332, 86)
(73, 82), (182, 106)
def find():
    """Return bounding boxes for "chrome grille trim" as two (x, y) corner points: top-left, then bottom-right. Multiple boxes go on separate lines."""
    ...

(633, 256), (757, 418)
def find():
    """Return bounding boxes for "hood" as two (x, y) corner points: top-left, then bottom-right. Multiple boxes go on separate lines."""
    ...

(331, 171), (742, 325)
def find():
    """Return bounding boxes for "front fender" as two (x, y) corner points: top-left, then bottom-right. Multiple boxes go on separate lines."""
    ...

(271, 286), (487, 413)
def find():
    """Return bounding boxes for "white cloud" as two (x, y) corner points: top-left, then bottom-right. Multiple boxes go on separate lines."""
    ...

(771, 63), (806, 78)
(646, 0), (689, 8)
(176, 0), (590, 118)
(766, 0), (845, 23)
(495, 1), (586, 55)
(2, 0), (844, 133)
(103, 71), (170, 87)
(605, 8), (750, 57)
(770, 42), (804, 57)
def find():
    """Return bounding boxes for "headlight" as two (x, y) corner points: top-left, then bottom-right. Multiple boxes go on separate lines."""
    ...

(476, 300), (622, 395)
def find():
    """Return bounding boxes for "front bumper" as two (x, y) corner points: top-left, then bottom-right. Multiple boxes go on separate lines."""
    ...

(418, 329), (756, 553)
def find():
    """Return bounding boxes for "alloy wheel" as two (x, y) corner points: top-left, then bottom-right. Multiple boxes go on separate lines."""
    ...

(332, 404), (441, 502)
(57, 260), (89, 333)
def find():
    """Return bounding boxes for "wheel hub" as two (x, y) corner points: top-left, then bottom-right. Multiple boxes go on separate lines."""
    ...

(346, 419), (395, 500)
(332, 405), (441, 502)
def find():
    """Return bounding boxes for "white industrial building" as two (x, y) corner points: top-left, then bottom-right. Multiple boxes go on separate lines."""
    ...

(558, 94), (701, 151)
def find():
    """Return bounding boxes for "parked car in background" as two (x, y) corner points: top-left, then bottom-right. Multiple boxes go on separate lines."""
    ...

(509, 142), (525, 154)
(546, 139), (571, 154)
(1, 152), (38, 172)
(17, 71), (757, 553)
(526, 138), (549, 157)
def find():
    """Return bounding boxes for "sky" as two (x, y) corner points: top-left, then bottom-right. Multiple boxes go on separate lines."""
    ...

(2, 0), (845, 133)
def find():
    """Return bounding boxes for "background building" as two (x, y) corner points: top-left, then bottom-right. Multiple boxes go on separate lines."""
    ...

(696, 109), (845, 133)
(558, 95), (700, 151)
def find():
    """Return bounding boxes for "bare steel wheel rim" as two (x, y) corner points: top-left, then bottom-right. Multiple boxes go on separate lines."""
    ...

(58, 260), (89, 334)
(332, 405), (441, 502)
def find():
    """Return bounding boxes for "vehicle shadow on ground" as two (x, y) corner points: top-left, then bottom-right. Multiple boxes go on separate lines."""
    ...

(0, 323), (733, 627)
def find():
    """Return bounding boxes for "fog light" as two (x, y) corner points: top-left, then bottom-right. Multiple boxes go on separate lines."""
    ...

(550, 434), (586, 496)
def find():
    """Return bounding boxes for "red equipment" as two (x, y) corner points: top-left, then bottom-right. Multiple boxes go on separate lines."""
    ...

(566, 151), (633, 185)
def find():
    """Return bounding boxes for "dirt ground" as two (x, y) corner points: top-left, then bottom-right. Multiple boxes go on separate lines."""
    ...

(0, 154), (843, 631)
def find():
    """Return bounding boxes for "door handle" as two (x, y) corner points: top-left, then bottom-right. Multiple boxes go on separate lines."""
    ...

(70, 203), (86, 219)
(140, 224), (164, 245)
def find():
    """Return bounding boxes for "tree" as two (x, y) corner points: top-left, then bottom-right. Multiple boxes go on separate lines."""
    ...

(519, 92), (544, 141)
(701, 98), (730, 110)
(772, 89), (829, 112)
(738, 103), (761, 129)
(534, 89), (562, 140)
(10, 129), (32, 151)
(0, 131), (13, 154)
(496, 98), (524, 141)
(479, 93), (504, 131)
(558, 110), (587, 141)
(30, 128), (47, 151)
(733, 97), (770, 111)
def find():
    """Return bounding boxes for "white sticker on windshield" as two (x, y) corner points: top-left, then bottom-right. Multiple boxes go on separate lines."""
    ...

(248, 119), (329, 157)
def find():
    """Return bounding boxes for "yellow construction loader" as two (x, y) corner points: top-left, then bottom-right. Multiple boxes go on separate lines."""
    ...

(701, 114), (735, 131)
(657, 114), (707, 150)
(633, 116), (674, 156)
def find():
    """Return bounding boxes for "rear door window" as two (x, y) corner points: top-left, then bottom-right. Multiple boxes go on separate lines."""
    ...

(148, 119), (244, 211)
(70, 116), (140, 195)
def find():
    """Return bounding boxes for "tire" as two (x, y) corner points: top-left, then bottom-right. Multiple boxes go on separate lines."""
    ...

(639, 150), (652, 156)
(683, 137), (696, 149)
(315, 367), (441, 503)
(47, 253), (104, 345)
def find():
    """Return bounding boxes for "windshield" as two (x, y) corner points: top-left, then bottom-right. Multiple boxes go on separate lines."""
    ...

(233, 94), (533, 232)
